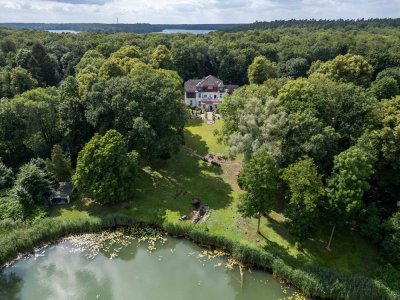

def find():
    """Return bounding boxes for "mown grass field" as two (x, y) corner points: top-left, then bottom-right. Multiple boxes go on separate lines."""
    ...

(51, 119), (383, 277)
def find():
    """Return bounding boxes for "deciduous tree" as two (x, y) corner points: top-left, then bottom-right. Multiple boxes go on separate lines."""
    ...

(73, 130), (139, 204)
(247, 55), (277, 84)
(238, 148), (280, 234)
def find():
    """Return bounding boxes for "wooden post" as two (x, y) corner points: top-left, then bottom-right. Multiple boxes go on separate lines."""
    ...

(257, 213), (261, 234)
(239, 266), (244, 289)
(326, 224), (336, 251)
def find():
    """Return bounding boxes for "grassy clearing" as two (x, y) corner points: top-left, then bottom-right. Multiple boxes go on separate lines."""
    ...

(51, 119), (383, 278)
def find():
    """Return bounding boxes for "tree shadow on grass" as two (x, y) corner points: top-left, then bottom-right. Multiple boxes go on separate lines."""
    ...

(186, 119), (205, 127)
(184, 129), (210, 156)
(132, 150), (234, 220)
(262, 237), (308, 268)
(50, 133), (231, 225)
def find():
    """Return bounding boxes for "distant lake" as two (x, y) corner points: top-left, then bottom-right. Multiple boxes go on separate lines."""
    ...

(161, 29), (215, 34)
(46, 30), (81, 34)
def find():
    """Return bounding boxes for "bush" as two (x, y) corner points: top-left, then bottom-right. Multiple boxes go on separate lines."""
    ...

(0, 196), (23, 221)
(0, 162), (14, 190)
(359, 203), (385, 244)
(382, 212), (400, 266)
(13, 161), (53, 207)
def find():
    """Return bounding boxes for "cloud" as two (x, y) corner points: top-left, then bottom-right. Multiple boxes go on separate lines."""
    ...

(40, 0), (109, 4)
(0, 0), (399, 23)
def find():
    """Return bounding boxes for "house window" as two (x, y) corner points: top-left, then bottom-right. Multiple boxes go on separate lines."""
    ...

(214, 95), (217, 99)
(190, 100), (193, 106)
(220, 94), (223, 98)
(203, 94), (207, 98)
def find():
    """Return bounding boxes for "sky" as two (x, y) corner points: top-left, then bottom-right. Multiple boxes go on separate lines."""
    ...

(0, 0), (399, 24)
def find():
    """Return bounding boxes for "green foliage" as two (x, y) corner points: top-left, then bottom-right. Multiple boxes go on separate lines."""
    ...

(12, 161), (53, 210)
(283, 111), (339, 171)
(86, 67), (185, 159)
(359, 203), (385, 244)
(221, 96), (287, 159)
(247, 55), (277, 84)
(238, 148), (279, 231)
(371, 76), (399, 100)
(73, 130), (139, 204)
(46, 145), (72, 182)
(150, 45), (174, 70)
(277, 57), (309, 78)
(59, 76), (94, 158)
(327, 146), (375, 218)
(29, 42), (55, 86)
(383, 211), (400, 266)
(9, 67), (37, 95)
(279, 77), (377, 146)
(0, 162), (14, 190)
(0, 195), (23, 221)
(98, 58), (125, 78)
(13, 87), (61, 156)
(376, 67), (400, 87)
(0, 100), (29, 166)
(75, 50), (105, 74)
(281, 157), (325, 240)
(15, 48), (32, 69)
(312, 53), (373, 87)
(111, 45), (142, 60)
(376, 264), (400, 292)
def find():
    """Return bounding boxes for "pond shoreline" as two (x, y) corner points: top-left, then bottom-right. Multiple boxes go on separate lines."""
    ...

(1, 216), (399, 299)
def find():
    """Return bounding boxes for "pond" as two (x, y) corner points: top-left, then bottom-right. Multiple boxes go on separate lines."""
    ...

(0, 231), (295, 299)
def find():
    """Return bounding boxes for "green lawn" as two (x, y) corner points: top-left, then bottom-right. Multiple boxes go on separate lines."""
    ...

(52, 119), (383, 277)
(184, 119), (227, 156)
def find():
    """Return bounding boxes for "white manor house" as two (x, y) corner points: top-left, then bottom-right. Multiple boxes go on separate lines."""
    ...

(184, 75), (239, 111)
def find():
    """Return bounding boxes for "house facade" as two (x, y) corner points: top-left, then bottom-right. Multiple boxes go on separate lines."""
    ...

(184, 75), (239, 111)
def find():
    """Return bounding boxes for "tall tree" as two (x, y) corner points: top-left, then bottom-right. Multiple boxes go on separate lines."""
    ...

(223, 97), (287, 160)
(150, 45), (175, 70)
(13, 87), (61, 156)
(238, 148), (280, 234)
(59, 76), (94, 158)
(0, 100), (29, 167)
(371, 76), (399, 100)
(29, 42), (55, 87)
(326, 146), (375, 250)
(281, 157), (325, 241)
(73, 130), (139, 205)
(311, 54), (373, 87)
(46, 145), (72, 182)
(86, 67), (185, 159)
(12, 161), (53, 208)
(247, 55), (277, 84)
(0, 162), (14, 190)
(10, 67), (37, 95)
